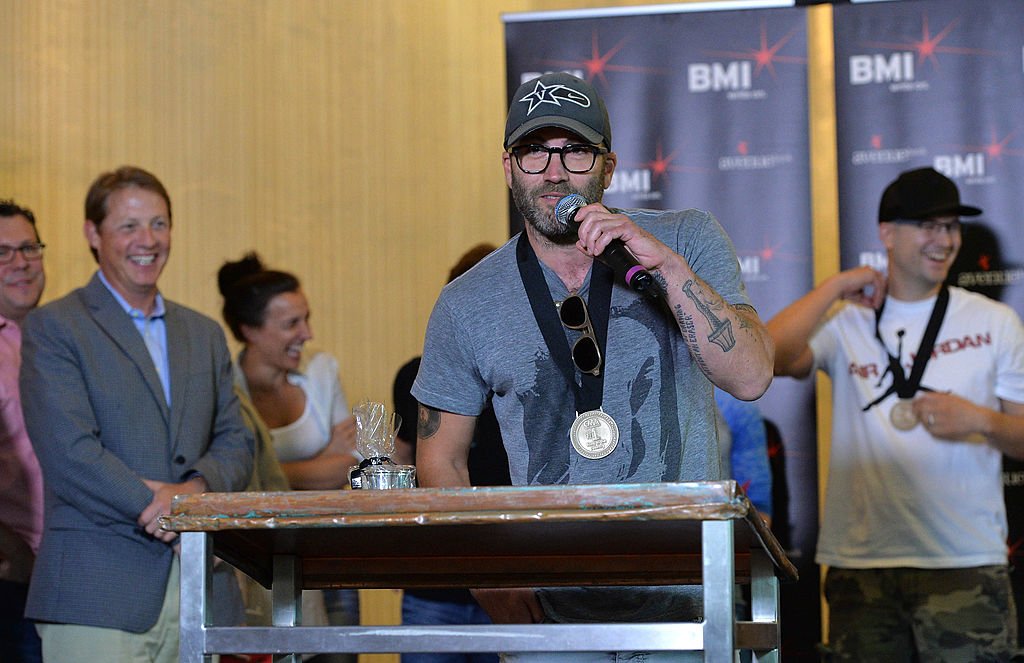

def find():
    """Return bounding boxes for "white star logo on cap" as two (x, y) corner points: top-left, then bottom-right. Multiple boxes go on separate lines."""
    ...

(518, 80), (592, 115)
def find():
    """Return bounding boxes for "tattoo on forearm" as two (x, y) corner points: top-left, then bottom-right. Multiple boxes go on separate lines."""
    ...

(652, 270), (669, 293)
(674, 304), (712, 376)
(733, 303), (756, 331)
(417, 405), (441, 440)
(681, 279), (736, 352)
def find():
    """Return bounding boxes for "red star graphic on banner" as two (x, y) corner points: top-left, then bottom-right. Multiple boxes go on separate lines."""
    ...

(959, 128), (1024, 161)
(633, 142), (706, 181)
(541, 32), (670, 87)
(862, 13), (997, 68)
(704, 20), (806, 79)
(742, 237), (807, 269)
(1009, 536), (1023, 562)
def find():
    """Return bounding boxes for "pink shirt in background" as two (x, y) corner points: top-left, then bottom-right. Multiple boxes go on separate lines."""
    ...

(0, 316), (44, 552)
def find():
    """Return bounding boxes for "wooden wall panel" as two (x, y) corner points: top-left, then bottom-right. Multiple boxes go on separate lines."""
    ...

(2, 0), (741, 416)
(3, 0), (758, 417)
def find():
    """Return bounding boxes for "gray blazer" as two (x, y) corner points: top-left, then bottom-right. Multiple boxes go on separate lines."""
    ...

(19, 274), (254, 632)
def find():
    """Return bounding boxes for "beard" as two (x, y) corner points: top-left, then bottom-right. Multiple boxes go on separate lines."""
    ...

(511, 172), (607, 246)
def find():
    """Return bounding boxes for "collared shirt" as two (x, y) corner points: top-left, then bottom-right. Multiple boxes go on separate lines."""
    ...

(0, 314), (44, 552)
(97, 270), (170, 405)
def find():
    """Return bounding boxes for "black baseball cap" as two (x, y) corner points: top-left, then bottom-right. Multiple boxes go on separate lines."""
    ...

(878, 167), (982, 223)
(504, 73), (612, 150)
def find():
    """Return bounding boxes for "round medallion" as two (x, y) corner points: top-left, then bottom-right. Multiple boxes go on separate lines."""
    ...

(890, 399), (918, 431)
(570, 410), (620, 460)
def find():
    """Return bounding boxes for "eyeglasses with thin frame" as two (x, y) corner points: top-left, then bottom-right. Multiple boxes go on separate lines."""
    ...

(891, 219), (962, 236)
(0, 243), (45, 265)
(509, 144), (608, 175)
(557, 294), (602, 377)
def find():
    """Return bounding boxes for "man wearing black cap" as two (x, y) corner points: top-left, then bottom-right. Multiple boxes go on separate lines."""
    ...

(770, 166), (1024, 661)
(412, 72), (774, 657)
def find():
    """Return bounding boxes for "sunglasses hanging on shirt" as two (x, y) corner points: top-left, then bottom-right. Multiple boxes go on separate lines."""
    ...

(516, 233), (619, 460)
(557, 294), (602, 377)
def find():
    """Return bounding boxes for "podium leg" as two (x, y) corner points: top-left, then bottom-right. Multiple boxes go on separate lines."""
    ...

(750, 551), (780, 663)
(272, 554), (303, 663)
(702, 519), (735, 662)
(179, 531), (214, 663)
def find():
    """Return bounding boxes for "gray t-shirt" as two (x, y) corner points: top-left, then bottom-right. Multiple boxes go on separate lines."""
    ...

(413, 207), (751, 622)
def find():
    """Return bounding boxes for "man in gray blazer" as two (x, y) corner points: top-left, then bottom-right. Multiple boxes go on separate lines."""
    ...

(19, 166), (254, 662)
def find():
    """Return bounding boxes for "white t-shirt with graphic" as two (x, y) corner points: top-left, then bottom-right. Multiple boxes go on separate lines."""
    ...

(810, 287), (1024, 569)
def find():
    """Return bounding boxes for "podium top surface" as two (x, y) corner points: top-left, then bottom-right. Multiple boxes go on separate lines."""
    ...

(163, 480), (797, 588)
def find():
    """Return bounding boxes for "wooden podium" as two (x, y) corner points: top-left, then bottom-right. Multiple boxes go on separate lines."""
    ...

(163, 480), (797, 662)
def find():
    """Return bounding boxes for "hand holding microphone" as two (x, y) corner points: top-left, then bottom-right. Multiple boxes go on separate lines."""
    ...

(554, 194), (662, 298)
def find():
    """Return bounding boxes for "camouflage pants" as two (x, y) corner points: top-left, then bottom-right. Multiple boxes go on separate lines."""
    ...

(824, 565), (1020, 662)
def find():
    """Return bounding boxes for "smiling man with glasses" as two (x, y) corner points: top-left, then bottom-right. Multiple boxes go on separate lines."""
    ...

(18, 167), (253, 663)
(0, 200), (46, 663)
(769, 166), (1024, 661)
(411, 72), (774, 662)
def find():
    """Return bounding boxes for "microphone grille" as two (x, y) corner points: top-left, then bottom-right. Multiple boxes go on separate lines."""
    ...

(554, 194), (588, 227)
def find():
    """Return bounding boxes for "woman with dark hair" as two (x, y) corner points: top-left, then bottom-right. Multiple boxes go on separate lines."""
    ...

(218, 253), (358, 490)
(218, 253), (359, 656)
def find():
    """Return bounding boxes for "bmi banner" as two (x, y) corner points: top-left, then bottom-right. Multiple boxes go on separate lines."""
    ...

(833, 0), (1024, 641)
(505, 5), (819, 655)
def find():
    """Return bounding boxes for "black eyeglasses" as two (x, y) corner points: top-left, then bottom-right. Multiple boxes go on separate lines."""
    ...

(0, 242), (45, 265)
(557, 295), (602, 377)
(891, 219), (961, 236)
(509, 144), (608, 175)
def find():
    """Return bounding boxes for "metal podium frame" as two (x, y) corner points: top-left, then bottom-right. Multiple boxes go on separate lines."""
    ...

(164, 481), (797, 662)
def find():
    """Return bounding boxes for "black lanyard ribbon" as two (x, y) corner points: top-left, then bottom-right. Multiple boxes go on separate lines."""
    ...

(862, 286), (949, 412)
(516, 232), (612, 413)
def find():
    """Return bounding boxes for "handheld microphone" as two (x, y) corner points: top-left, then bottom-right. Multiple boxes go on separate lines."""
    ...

(554, 194), (661, 297)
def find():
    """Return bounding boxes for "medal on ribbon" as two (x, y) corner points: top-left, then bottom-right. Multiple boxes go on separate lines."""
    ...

(889, 399), (917, 431)
(517, 233), (621, 460)
(570, 409), (619, 459)
(862, 287), (949, 432)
